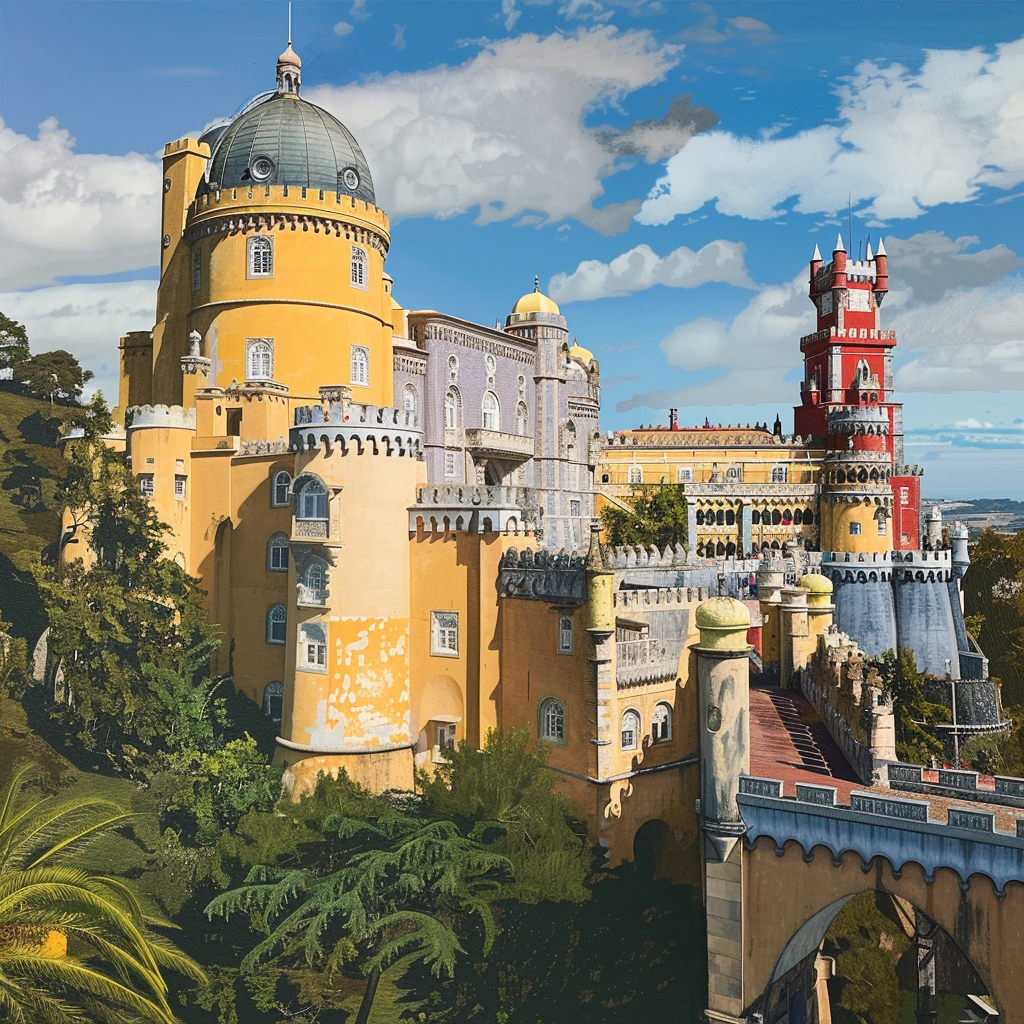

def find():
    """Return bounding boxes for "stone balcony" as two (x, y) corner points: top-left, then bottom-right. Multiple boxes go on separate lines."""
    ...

(296, 584), (329, 608)
(463, 428), (534, 461)
(616, 637), (683, 688)
(411, 484), (537, 535)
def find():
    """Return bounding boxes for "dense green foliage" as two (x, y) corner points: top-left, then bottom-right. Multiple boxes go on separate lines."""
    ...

(600, 485), (688, 550)
(0, 764), (203, 1024)
(419, 729), (591, 904)
(13, 350), (94, 405)
(868, 649), (948, 764)
(0, 313), (31, 376)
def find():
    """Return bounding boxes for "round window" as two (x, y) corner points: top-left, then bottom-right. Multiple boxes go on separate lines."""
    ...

(250, 155), (275, 181)
(341, 167), (360, 190)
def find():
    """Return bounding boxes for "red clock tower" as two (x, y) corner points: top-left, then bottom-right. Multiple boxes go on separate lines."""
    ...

(794, 236), (920, 550)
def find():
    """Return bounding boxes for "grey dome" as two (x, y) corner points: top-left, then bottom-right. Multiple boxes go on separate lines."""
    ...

(205, 94), (375, 204)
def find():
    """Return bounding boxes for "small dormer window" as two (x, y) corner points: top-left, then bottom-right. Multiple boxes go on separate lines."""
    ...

(351, 246), (368, 290)
(248, 235), (274, 278)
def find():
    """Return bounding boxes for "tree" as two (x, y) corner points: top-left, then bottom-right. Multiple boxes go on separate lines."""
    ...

(35, 395), (223, 776)
(419, 727), (591, 904)
(601, 485), (688, 550)
(0, 763), (203, 1024)
(205, 782), (511, 1024)
(0, 313), (30, 381)
(14, 350), (93, 405)
(869, 649), (947, 764)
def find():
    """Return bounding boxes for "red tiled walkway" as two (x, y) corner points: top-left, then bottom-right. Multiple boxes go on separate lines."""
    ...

(749, 684), (862, 802)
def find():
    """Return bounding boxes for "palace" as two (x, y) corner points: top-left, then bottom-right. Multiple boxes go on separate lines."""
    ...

(69, 41), (1022, 1021)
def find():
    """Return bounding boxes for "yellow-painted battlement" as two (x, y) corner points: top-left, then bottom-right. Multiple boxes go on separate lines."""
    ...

(164, 137), (210, 158)
(189, 184), (389, 235)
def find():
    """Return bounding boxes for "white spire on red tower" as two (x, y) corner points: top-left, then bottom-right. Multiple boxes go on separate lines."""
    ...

(812, 243), (822, 261)
(834, 233), (846, 252)
(875, 236), (887, 257)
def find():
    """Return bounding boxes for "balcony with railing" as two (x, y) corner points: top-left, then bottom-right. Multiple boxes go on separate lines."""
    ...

(293, 518), (329, 540)
(463, 428), (534, 461)
(616, 637), (683, 688)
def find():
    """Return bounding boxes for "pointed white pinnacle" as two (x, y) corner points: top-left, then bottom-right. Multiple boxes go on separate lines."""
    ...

(875, 236), (887, 257)
(835, 233), (846, 252)
(812, 243), (822, 261)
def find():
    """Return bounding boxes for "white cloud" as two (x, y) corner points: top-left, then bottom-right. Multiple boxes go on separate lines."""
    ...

(392, 24), (406, 51)
(333, 21), (354, 37)
(549, 239), (755, 302)
(307, 27), (680, 232)
(0, 280), (157, 402)
(0, 118), (159, 289)
(638, 36), (1024, 225)
(727, 16), (771, 33)
(616, 232), (1024, 415)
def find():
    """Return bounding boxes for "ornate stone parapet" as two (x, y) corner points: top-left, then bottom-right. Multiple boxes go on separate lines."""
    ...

(411, 484), (538, 535)
(126, 404), (197, 431)
(820, 550), (893, 583)
(238, 438), (289, 457)
(291, 402), (422, 459)
(892, 548), (952, 582)
(616, 636), (684, 688)
(463, 427), (534, 461)
(497, 547), (586, 603)
(180, 355), (211, 377)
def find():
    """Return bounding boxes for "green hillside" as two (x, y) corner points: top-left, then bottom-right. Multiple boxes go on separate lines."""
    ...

(0, 386), (71, 647)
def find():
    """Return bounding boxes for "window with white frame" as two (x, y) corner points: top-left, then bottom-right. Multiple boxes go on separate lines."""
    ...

(248, 235), (274, 278)
(174, 475), (187, 500)
(350, 346), (369, 387)
(621, 709), (641, 750)
(677, 467), (692, 482)
(266, 604), (287, 644)
(263, 681), (284, 722)
(652, 702), (672, 743)
(569, 500), (581, 518)
(628, 465), (643, 485)
(192, 247), (202, 292)
(444, 451), (457, 478)
(876, 518), (887, 535)
(431, 611), (459, 657)
(402, 383), (417, 413)
(558, 615), (573, 655)
(246, 338), (274, 381)
(139, 474), (155, 497)
(302, 560), (326, 592)
(850, 522), (862, 536)
(298, 622), (327, 671)
(295, 478), (329, 521)
(444, 387), (460, 429)
(434, 721), (457, 760)
(539, 697), (564, 743)
(267, 532), (289, 572)
(271, 470), (291, 507)
(350, 246), (368, 290)
(482, 391), (500, 431)
(771, 465), (788, 483)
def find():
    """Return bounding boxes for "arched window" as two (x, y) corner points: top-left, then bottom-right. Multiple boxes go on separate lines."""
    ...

(751, 509), (760, 525)
(350, 246), (368, 289)
(716, 510), (725, 526)
(482, 391), (500, 431)
(303, 560), (325, 591)
(192, 247), (202, 292)
(621, 709), (641, 750)
(246, 339), (274, 380)
(803, 508), (815, 526)
(725, 509), (735, 526)
(271, 470), (291, 507)
(263, 681), (284, 722)
(539, 697), (564, 743)
(628, 465), (643, 485)
(266, 604), (287, 644)
(299, 622), (327, 670)
(267, 532), (289, 572)
(351, 346), (369, 387)
(444, 387), (461, 430)
(248, 235), (274, 277)
(516, 402), (529, 436)
(652, 702), (672, 743)
(402, 383), (417, 413)
(295, 477), (329, 520)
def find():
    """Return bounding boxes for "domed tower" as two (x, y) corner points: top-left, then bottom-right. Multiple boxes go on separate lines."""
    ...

(143, 40), (391, 410)
(504, 280), (599, 551)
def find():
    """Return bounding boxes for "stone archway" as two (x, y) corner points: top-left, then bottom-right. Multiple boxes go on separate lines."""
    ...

(633, 819), (675, 881)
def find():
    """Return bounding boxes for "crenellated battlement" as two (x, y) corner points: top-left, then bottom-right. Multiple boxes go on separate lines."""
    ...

(498, 547), (586, 602)
(291, 403), (422, 459)
(893, 548), (952, 582)
(126, 404), (197, 430)
(613, 586), (710, 608)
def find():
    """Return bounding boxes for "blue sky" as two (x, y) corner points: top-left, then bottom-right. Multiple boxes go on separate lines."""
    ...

(1, 0), (1023, 498)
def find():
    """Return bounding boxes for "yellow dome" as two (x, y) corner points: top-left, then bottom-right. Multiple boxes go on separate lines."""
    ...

(568, 340), (594, 365)
(695, 597), (751, 651)
(513, 277), (560, 317)
(798, 573), (833, 594)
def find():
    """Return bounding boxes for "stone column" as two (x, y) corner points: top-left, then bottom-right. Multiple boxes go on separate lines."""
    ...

(695, 596), (751, 1022)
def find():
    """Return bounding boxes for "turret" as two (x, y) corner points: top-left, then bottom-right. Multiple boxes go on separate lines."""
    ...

(873, 236), (888, 303)
(809, 243), (823, 299)
(951, 521), (970, 581)
(925, 506), (943, 549)
(831, 233), (847, 289)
